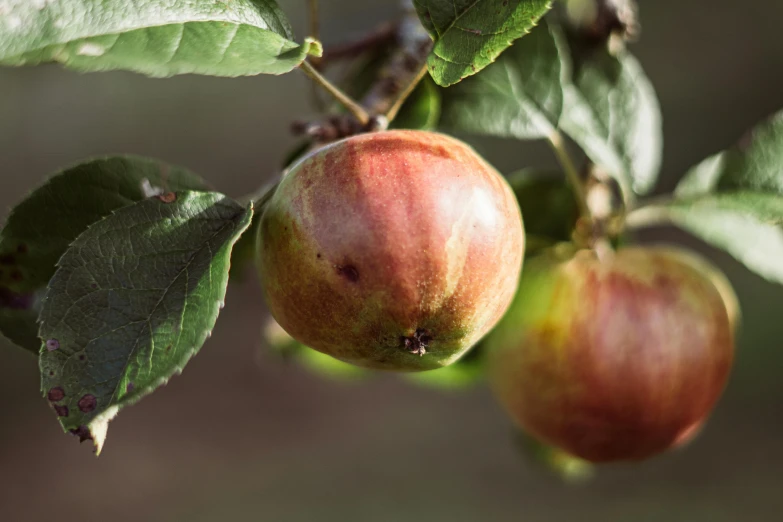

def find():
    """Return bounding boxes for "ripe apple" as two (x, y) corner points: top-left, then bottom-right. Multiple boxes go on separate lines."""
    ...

(486, 245), (735, 462)
(257, 130), (525, 371)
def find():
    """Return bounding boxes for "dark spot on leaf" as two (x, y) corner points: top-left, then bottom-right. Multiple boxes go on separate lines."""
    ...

(78, 394), (97, 413)
(166, 344), (172, 352)
(316, 253), (321, 259)
(401, 329), (433, 356)
(54, 405), (69, 417)
(90, 283), (98, 289)
(70, 425), (92, 443)
(78, 354), (86, 361)
(157, 192), (176, 203)
(0, 254), (14, 265)
(46, 339), (60, 351)
(336, 264), (359, 283)
(48, 371), (55, 377)
(0, 287), (33, 310)
(16, 244), (28, 254)
(10, 270), (22, 282)
(126, 382), (135, 393)
(47, 387), (65, 402)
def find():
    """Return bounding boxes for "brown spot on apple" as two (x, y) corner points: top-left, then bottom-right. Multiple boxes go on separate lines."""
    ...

(335, 264), (359, 283)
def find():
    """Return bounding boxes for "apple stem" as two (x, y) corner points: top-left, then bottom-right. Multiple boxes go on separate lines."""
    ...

(299, 60), (371, 126)
(547, 131), (593, 222)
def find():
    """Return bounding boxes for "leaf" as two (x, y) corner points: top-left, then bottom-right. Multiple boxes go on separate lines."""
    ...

(628, 193), (783, 285)
(0, 156), (209, 354)
(391, 76), (442, 130)
(439, 20), (566, 139)
(38, 192), (253, 454)
(560, 49), (662, 197)
(506, 168), (578, 244)
(722, 111), (783, 194)
(415, 0), (554, 87)
(673, 151), (736, 199)
(676, 111), (783, 197)
(0, 0), (315, 77)
(627, 109), (783, 285)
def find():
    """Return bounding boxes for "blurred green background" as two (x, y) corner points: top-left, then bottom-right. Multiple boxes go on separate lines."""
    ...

(1, 1), (783, 521)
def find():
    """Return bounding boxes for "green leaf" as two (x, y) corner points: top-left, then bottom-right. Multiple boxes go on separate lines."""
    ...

(673, 151), (736, 199)
(676, 111), (783, 197)
(628, 109), (783, 285)
(628, 193), (783, 285)
(0, 157), (209, 354)
(415, 0), (553, 87)
(0, 0), (314, 77)
(722, 111), (783, 194)
(391, 76), (442, 130)
(560, 49), (662, 197)
(38, 192), (253, 454)
(439, 20), (566, 139)
(506, 169), (578, 245)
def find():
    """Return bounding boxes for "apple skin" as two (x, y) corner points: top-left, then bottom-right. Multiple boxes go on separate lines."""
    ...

(486, 246), (735, 462)
(257, 130), (525, 372)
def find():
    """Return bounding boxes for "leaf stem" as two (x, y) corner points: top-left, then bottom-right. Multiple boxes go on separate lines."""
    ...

(298, 61), (371, 126)
(547, 131), (592, 221)
(624, 205), (672, 230)
(385, 63), (429, 123)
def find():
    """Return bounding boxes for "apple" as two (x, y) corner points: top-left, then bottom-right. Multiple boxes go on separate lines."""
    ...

(257, 130), (525, 371)
(487, 245), (735, 462)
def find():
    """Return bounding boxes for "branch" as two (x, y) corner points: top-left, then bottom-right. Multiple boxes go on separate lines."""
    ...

(293, 3), (433, 144)
(321, 22), (398, 63)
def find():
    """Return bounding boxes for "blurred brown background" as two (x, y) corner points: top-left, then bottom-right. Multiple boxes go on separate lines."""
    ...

(2, 1), (783, 521)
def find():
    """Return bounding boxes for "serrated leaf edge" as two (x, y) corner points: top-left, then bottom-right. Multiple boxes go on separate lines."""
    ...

(37, 193), (253, 454)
